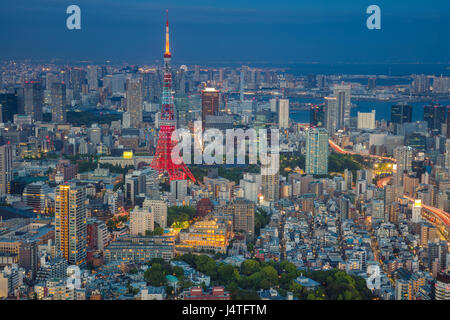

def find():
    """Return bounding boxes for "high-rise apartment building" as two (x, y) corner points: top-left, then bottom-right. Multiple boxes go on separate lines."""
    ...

(55, 184), (87, 266)
(305, 128), (329, 175)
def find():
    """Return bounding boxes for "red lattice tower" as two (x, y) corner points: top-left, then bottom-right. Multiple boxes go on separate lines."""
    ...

(150, 11), (195, 182)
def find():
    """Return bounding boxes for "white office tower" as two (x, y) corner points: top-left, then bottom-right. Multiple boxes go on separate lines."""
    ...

(357, 110), (376, 130)
(130, 206), (154, 236)
(142, 199), (167, 228)
(278, 99), (289, 129)
(393, 146), (413, 186)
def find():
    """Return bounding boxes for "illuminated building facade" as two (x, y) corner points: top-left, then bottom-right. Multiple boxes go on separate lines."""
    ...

(178, 217), (229, 253)
(55, 184), (87, 266)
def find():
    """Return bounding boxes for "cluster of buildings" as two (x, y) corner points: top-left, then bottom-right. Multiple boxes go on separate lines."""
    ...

(0, 26), (449, 301)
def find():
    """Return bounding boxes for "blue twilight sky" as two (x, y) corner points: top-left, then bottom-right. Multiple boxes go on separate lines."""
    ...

(0, 0), (449, 65)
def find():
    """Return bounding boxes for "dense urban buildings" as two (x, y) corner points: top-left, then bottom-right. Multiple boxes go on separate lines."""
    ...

(0, 6), (448, 304)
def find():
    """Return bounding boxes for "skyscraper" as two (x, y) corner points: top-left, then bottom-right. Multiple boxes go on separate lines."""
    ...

(201, 87), (219, 129)
(391, 103), (412, 124)
(126, 78), (143, 128)
(0, 93), (18, 123)
(55, 184), (87, 266)
(51, 82), (67, 124)
(324, 96), (338, 134)
(278, 99), (289, 129)
(24, 81), (43, 121)
(305, 128), (328, 175)
(332, 84), (351, 129)
(424, 104), (446, 132)
(0, 144), (12, 195)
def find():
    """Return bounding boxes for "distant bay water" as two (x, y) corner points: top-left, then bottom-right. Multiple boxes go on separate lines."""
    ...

(290, 99), (450, 124)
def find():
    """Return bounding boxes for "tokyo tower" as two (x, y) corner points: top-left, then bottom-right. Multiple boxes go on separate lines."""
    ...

(150, 11), (196, 182)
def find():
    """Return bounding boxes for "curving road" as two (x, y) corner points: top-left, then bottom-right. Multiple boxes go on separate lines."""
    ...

(329, 139), (450, 228)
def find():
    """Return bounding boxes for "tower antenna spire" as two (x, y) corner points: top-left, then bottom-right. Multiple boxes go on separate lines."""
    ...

(164, 9), (171, 58)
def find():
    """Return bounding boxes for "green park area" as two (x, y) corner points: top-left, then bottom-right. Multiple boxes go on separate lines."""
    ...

(142, 255), (373, 300)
